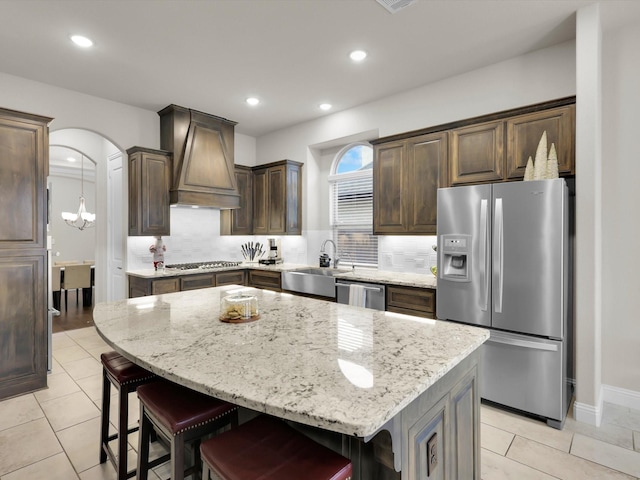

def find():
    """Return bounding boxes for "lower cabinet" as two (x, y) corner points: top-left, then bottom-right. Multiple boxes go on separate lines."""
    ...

(216, 270), (246, 286)
(180, 274), (215, 291)
(247, 270), (281, 292)
(128, 270), (248, 297)
(386, 285), (436, 318)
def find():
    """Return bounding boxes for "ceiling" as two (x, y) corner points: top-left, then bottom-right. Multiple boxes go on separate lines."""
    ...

(1, 0), (639, 138)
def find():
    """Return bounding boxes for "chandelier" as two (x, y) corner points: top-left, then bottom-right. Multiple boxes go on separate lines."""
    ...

(61, 154), (96, 230)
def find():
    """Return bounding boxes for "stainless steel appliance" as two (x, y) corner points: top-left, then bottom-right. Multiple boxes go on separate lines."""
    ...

(436, 179), (571, 428)
(336, 280), (385, 311)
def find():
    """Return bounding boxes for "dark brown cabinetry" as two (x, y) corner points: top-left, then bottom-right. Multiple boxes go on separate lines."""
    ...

(180, 274), (215, 291)
(386, 285), (436, 318)
(0, 107), (52, 400)
(373, 132), (447, 234)
(247, 270), (281, 292)
(220, 165), (253, 235)
(216, 270), (246, 286)
(222, 160), (303, 236)
(372, 98), (575, 232)
(127, 147), (171, 236)
(449, 103), (575, 186)
(506, 105), (575, 179)
(128, 270), (248, 298)
(449, 120), (504, 186)
(252, 160), (302, 235)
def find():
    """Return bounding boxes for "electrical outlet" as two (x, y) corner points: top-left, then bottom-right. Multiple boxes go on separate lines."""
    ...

(427, 432), (438, 476)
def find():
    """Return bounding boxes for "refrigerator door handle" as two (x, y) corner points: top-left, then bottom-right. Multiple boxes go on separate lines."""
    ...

(494, 197), (504, 313)
(480, 199), (489, 311)
(487, 334), (559, 352)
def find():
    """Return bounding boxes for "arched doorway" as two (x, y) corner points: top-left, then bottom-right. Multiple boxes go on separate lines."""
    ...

(49, 129), (126, 303)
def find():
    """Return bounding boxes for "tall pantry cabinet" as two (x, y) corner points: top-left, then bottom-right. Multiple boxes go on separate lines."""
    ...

(0, 107), (52, 400)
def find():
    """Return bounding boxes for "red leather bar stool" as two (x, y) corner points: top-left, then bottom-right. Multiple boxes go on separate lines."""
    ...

(136, 380), (238, 480)
(99, 351), (157, 480)
(200, 415), (353, 480)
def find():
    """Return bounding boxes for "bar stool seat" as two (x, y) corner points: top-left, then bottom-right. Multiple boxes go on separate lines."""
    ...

(200, 415), (352, 480)
(137, 380), (238, 480)
(100, 351), (157, 480)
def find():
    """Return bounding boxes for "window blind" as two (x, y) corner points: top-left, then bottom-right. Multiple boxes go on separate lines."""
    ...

(330, 172), (378, 266)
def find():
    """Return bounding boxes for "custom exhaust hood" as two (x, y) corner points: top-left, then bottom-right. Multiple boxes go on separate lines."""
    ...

(158, 104), (240, 208)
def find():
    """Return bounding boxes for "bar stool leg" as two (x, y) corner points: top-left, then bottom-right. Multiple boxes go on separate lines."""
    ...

(137, 402), (151, 480)
(171, 433), (185, 480)
(99, 369), (111, 464)
(117, 387), (129, 480)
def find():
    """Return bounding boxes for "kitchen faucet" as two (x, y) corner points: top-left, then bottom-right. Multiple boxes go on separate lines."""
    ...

(320, 239), (340, 269)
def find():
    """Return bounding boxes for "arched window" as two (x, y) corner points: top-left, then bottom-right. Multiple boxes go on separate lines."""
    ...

(329, 143), (377, 267)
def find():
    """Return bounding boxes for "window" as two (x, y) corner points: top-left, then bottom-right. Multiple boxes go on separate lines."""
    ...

(329, 143), (378, 267)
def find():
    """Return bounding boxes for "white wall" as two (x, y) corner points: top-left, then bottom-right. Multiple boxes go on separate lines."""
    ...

(601, 20), (640, 398)
(574, 3), (603, 425)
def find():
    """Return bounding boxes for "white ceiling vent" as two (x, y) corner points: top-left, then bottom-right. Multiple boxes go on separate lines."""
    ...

(375, 0), (418, 14)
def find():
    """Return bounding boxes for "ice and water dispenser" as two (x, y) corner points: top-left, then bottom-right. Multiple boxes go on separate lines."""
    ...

(440, 234), (471, 281)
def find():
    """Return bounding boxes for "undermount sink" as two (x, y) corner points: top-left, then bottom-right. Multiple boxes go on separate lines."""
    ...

(281, 268), (347, 298)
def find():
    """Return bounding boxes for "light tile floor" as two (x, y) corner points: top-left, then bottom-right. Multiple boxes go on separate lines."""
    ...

(1, 326), (639, 479)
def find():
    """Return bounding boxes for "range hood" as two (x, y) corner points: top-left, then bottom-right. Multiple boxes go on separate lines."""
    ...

(158, 104), (240, 208)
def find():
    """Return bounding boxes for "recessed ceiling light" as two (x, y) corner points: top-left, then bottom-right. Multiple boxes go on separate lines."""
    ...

(319, 103), (332, 111)
(349, 50), (367, 62)
(246, 97), (260, 106)
(66, 157), (77, 162)
(70, 35), (94, 48)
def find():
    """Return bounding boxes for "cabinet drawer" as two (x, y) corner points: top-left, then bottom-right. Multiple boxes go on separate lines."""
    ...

(248, 270), (281, 291)
(180, 273), (215, 291)
(386, 286), (435, 318)
(216, 270), (246, 286)
(151, 278), (180, 295)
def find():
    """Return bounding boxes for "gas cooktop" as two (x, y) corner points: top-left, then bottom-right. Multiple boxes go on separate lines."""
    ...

(165, 261), (241, 271)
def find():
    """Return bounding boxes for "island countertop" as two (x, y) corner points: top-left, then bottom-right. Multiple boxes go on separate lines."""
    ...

(93, 285), (487, 438)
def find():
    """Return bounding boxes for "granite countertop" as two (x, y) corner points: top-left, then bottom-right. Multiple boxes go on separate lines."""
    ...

(331, 269), (437, 289)
(93, 286), (487, 437)
(127, 263), (437, 289)
(126, 262), (310, 279)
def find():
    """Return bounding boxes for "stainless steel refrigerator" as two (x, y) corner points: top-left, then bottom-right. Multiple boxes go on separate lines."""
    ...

(436, 178), (571, 428)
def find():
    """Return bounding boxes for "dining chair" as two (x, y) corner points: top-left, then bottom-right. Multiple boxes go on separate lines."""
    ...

(51, 265), (62, 311)
(83, 259), (95, 265)
(62, 264), (92, 311)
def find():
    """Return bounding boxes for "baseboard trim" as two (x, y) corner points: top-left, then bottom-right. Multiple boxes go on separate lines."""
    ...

(574, 386), (603, 426)
(603, 384), (640, 410)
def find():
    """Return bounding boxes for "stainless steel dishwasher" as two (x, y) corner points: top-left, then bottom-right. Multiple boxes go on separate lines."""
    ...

(336, 280), (386, 311)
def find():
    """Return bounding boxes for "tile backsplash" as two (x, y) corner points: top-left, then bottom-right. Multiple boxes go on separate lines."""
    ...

(378, 235), (437, 275)
(127, 207), (436, 276)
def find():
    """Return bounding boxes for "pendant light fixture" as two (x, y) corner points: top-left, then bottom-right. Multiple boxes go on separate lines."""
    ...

(61, 154), (96, 230)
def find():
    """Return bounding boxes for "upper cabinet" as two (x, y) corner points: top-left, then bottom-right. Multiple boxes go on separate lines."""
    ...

(449, 120), (504, 185)
(372, 97), (575, 234)
(221, 160), (302, 236)
(220, 165), (253, 235)
(373, 132), (447, 235)
(253, 160), (302, 235)
(449, 101), (575, 186)
(505, 105), (575, 179)
(0, 107), (52, 400)
(127, 147), (171, 236)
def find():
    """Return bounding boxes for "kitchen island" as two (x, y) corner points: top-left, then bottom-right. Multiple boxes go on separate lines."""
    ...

(93, 285), (488, 479)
